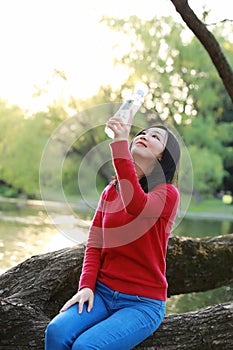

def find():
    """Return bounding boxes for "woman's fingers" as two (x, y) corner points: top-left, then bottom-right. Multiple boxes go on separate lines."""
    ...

(78, 289), (94, 313)
(87, 292), (94, 312)
(59, 297), (77, 313)
(106, 116), (131, 140)
(78, 299), (84, 314)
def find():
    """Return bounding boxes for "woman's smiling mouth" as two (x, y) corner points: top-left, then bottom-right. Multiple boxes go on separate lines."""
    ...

(136, 141), (147, 147)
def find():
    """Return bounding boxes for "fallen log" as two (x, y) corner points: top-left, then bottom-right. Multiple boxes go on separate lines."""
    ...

(1, 234), (233, 349)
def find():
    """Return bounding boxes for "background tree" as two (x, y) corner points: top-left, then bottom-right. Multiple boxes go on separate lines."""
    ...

(0, 101), (69, 198)
(101, 14), (233, 196)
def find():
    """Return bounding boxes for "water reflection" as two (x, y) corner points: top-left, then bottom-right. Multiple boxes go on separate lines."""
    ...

(0, 204), (90, 274)
(166, 284), (233, 314)
(174, 216), (233, 237)
(0, 219), (70, 273)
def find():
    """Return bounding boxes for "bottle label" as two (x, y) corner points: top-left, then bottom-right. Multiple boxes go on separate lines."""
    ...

(105, 86), (146, 138)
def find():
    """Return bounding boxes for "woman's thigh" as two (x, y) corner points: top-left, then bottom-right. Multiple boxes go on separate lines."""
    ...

(72, 300), (165, 350)
(45, 292), (109, 350)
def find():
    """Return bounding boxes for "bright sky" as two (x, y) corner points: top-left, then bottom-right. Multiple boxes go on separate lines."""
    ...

(0, 0), (232, 113)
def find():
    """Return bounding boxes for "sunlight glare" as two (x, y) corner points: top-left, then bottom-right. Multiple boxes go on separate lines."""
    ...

(0, 0), (232, 113)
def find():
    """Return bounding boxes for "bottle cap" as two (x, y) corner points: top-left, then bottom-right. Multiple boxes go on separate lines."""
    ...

(136, 89), (145, 97)
(134, 82), (148, 96)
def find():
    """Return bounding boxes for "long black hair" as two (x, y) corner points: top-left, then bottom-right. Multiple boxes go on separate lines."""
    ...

(130, 125), (180, 193)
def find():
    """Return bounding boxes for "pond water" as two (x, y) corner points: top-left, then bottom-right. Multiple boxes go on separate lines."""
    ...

(0, 200), (232, 314)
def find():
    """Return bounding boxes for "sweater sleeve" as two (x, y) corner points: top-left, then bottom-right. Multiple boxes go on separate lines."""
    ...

(110, 140), (179, 218)
(78, 192), (105, 292)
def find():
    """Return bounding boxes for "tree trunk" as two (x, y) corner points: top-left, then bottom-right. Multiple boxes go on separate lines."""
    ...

(170, 0), (233, 103)
(1, 234), (233, 349)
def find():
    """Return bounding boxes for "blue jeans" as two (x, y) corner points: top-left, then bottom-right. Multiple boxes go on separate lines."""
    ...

(45, 281), (165, 350)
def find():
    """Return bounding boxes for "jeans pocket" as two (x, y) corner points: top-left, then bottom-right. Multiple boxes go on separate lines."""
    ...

(135, 297), (166, 327)
(136, 296), (165, 309)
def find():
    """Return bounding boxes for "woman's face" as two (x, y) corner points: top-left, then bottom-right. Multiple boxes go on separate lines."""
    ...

(131, 127), (168, 161)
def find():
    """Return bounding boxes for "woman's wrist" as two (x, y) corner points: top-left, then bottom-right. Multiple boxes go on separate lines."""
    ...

(113, 137), (128, 142)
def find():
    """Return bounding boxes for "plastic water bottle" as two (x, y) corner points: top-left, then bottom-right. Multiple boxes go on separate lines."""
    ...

(105, 84), (147, 139)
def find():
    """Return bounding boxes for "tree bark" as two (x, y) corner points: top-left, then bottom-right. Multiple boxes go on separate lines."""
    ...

(135, 302), (233, 350)
(170, 0), (233, 103)
(167, 233), (233, 296)
(1, 234), (233, 349)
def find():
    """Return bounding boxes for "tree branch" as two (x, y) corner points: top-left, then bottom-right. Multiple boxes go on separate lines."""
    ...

(170, 0), (233, 102)
(167, 233), (233, 295)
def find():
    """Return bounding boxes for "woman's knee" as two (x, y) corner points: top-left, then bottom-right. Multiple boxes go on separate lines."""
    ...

(45, 318), (68, 347)
(45, 320), (61, 341)
(45, 320), (57, 337)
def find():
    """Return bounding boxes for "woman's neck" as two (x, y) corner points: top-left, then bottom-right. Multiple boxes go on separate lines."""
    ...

(133, 156), (155, 179)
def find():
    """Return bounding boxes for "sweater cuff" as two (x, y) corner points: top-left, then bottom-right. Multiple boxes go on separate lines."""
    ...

(110, 140), (132, 160)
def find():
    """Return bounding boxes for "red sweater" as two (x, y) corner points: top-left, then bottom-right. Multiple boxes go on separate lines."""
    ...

(79, 140), (179, 301)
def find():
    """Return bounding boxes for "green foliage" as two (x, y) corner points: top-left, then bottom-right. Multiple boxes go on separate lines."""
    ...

(0, 184), (19, 198)
(62, 154), (80, 196)
(0, 101), (70, 198)
(180, 115), (226, 155)
(189, 145), (225, 197)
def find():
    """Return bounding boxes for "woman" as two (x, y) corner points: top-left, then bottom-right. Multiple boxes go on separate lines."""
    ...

(45, 116), (180, 350)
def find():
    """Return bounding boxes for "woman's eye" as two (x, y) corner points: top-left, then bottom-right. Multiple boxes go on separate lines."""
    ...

(153, 134), (160, 140)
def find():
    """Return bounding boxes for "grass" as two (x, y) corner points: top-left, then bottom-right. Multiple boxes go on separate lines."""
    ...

(2, 191), (233, 218)
(187, 197), (233, 216)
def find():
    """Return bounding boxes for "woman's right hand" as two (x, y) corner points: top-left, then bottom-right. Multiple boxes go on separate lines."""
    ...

(106, 111), (133, 141)
(59, 287), (94, 314)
